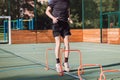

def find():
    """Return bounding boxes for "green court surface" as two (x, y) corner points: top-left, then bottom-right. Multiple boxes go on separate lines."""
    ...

(0, 42), (120, 80)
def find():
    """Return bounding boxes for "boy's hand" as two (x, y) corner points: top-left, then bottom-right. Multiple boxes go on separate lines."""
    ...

(68, 18), (73, 24)
(52, 17), (59, 24)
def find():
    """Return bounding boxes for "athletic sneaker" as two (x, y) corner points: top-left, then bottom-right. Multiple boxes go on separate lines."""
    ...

(56, 63), (62, 73)
(64, 62), (70, 72)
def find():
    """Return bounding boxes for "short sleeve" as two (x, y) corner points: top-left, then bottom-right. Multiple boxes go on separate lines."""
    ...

(48, 0), (51, 3)
(48, 0), (54, 9)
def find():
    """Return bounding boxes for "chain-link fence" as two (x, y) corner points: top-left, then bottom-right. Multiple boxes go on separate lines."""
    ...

(0, 0), (120, 30)
(83, 0), (120, 29)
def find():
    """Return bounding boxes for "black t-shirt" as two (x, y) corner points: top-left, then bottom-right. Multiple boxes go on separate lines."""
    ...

(48, 0), (70, 21)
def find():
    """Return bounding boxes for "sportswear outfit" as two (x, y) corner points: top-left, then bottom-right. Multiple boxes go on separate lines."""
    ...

(48, 0), (71, 38)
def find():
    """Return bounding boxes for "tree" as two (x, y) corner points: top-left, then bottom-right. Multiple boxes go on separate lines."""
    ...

(70, 0), (82, 28)
(0, 0), (8, 16)
(35, 2), (51, 30)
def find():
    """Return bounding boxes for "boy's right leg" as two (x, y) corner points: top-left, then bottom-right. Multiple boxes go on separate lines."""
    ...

(55, 36), (62, 73)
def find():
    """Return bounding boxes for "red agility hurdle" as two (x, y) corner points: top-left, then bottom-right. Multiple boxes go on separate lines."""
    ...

(45, 48), (83, 77)
(99, 69), (120, 80)
(45, 48), (120, 80)
(45, 48), (64, 76)
(78, 64), (103, 80)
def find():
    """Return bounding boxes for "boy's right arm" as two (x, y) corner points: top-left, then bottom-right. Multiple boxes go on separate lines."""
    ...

(45, 6), (58, 24)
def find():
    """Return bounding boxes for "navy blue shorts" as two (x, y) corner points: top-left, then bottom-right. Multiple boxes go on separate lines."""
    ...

(52, 20), (71, 38)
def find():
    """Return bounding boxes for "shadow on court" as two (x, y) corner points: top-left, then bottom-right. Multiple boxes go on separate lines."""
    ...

(0, 74), (77, 80)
